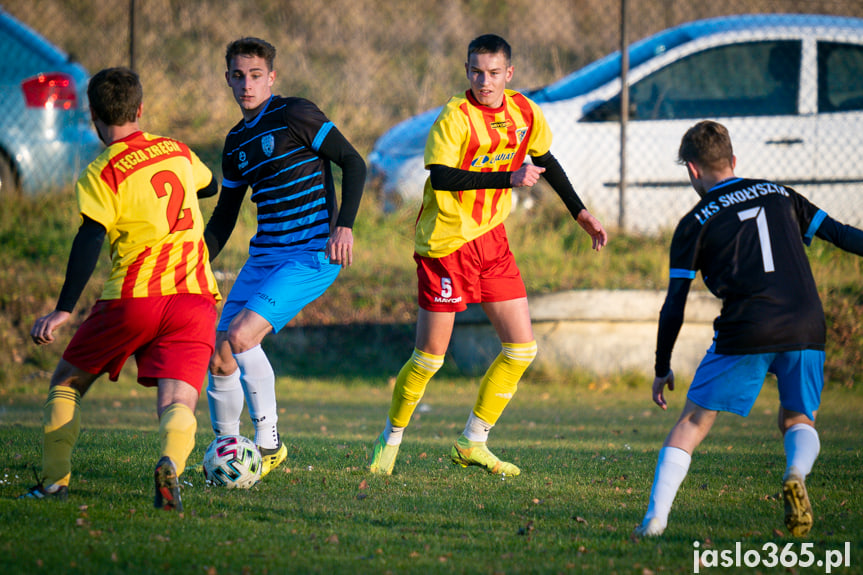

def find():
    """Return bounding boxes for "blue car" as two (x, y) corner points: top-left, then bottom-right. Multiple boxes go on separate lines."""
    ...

(0, 8), (103, 196)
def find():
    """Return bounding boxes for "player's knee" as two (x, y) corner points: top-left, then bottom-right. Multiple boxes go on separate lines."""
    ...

(779, 412), (816, 434)
(49, 361), (96, 395)
(502, 340), (538, 367)
(208, 348), (237, 376)
(225, 325), (259, 354)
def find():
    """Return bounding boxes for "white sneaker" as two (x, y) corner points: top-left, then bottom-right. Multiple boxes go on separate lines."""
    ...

(634, 516), (665, 537)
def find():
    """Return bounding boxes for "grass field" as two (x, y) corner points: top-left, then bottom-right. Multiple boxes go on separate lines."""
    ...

(1, 374), (861, 574)
(2, 194), (862, 573)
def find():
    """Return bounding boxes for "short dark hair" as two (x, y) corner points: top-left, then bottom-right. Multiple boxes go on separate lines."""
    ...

(226, 37), (276, 71)
(678, 120), (734, 171)
(467, 34), (511, 64)
(87, 67), (142, 126)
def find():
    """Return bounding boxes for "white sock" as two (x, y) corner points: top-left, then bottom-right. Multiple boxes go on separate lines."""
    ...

(462, 412), (493, 442)
(382, 417), (405, 446)
(206, 369), (243, 436)
(643, 446), (691, 528)
(234, 345), (279, 450)
(784, 423), (820, 477)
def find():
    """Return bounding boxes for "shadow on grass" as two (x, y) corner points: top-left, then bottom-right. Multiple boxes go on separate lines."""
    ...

(263, 322), (419, 381)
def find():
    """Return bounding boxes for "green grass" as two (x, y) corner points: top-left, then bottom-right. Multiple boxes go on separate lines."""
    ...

(1, 375), (861, 574)
(2, 188), (863, 573)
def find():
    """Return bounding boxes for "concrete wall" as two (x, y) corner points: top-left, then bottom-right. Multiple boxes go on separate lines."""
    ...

(449, 289), (722, 377)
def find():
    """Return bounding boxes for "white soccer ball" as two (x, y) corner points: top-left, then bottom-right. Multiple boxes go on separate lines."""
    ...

(202, 435), (262, 489)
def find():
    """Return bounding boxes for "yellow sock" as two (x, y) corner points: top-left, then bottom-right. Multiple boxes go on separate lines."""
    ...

(42, 386), (81, 488)
(473, 341), (537, 425)
(159, 403), (197, 477)
(388, 348), (444, 427)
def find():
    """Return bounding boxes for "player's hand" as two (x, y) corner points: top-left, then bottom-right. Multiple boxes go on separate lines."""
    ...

(652, 370), (674, 410)
(31, 310), (71, 346)
(327, 226), (354, 268)
(576, 210), (608, 251)
(510, 164), (545, 188)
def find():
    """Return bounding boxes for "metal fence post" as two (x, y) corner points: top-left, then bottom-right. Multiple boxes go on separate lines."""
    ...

(128, 0), (136, 71)
(619, 0), (629, 230)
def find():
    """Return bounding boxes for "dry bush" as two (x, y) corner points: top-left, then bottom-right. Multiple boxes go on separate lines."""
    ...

(8, 0), (862, 154)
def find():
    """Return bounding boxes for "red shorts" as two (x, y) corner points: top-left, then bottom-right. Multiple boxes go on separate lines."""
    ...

(416, 224), (526, 312)
(63, 293), (217, 390)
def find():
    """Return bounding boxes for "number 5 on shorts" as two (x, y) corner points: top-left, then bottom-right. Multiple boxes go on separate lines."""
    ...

(440, 277), (453, 298)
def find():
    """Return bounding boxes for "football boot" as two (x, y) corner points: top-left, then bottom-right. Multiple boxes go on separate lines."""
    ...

(154, 456), (183, 512)
(783, 466), (813, 537)
(368, 432), (400, 475)
(450, 435), (520, 476)
(258, 438), (287, 479)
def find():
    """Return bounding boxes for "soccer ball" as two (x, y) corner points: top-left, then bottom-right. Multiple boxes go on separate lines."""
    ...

(202, 435), (262, 489)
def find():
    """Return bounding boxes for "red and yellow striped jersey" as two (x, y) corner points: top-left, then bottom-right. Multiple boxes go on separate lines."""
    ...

(75, 131), (221, 301)
(415, 89), (552, 257)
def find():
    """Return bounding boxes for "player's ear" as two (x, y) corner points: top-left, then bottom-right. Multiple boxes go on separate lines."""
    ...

(136, 103), (143, 119)
(686, 161), (701, 181)
(730, 155), (737, 170)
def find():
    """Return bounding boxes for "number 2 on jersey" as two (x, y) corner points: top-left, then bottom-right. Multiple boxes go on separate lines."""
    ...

(737, 206), (775, 272)
(151, 170), (193, 232)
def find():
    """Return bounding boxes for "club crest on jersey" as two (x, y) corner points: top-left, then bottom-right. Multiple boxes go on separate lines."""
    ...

(261, 134), (275, 157)
(237, 151), (248, 169)
(516, 128), (528, 143)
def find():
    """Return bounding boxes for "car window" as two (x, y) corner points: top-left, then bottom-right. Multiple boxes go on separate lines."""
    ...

(818, 42), (863, 112)
(583, 40), (802, 121)
(530, 27), (695, 104)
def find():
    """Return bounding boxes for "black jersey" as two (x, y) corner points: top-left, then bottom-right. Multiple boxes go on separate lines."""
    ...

(669, 177), (826, 354)
(221, 96), (338, 259)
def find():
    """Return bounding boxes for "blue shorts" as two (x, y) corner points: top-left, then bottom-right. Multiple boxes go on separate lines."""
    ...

(218, 251), (340, 333)
(687, 349), (824, 419)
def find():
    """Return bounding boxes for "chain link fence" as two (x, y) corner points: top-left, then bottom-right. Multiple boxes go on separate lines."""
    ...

(2, 0), (863, 231)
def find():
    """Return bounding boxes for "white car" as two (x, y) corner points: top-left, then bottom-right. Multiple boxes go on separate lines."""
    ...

(368, 14), (863, 233)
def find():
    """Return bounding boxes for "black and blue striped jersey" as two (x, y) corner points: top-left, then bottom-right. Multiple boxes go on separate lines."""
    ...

(221, 95), (339, 260)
